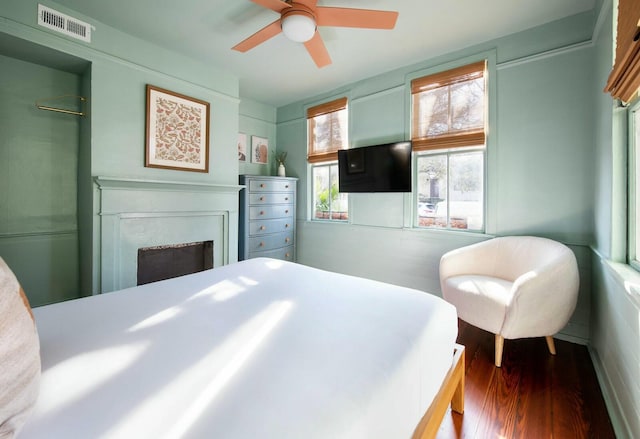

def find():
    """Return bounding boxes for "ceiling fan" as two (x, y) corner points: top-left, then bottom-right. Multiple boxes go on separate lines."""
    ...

(232, 0), (398, 68)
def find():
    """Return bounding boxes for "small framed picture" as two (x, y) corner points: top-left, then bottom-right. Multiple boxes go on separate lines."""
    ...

(238, 133), (247, 162)
(251, 136), (269, 164)
(145, 85), (210, 173)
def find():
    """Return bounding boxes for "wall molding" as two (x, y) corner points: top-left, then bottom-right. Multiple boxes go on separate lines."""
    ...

(497, 40), (593, 70)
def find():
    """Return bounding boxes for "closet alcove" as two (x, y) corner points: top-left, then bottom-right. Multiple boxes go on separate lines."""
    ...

(0, 33), (91, 306)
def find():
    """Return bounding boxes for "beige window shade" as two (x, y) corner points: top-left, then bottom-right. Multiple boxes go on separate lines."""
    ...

(307, 97), (348, 163)
(605, 0), (640, 103)
(411, 61), (486, 152)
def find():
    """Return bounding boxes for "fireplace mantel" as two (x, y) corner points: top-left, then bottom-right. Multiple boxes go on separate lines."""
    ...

(95, 176), (242, 293)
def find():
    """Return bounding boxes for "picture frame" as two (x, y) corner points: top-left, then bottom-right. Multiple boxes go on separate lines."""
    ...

(251, 136), (269, 164)
(145, 85), (210, 173)
(238, 133), (247, 162)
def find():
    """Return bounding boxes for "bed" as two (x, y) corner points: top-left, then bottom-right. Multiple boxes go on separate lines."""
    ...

(15, 258), (464, 438)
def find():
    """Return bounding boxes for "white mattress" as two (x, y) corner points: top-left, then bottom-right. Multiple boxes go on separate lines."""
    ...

(20, 258), (458, 439)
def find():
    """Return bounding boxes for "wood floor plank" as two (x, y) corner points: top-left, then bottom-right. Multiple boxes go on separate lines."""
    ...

(434, 321), (615, 439)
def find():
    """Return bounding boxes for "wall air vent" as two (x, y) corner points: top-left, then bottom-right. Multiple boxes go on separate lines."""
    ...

(37, 4), (91, 43)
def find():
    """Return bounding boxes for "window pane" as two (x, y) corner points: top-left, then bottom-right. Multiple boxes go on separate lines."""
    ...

(417, 88), (449, 137)
(450, 77), (484, 132)
(417, 154), (447, 228)
(312, 163), (348, 221)
(311, 109), (348, 153)
(313, 165), (330, 219)
(449, 151), (483, 230)
(416, 151), (483, 230)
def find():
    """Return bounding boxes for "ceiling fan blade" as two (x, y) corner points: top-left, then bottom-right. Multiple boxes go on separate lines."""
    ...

(293, 0), (318, 8)
(250, 0), (291, 13)
(232, 19), (282, 52)
(304, 32), (331, 68)
(316, 7), (398, 29)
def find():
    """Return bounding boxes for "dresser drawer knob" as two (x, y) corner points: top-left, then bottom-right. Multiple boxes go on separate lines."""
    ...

(285, 253), (290, 258)
(259, 242), (264, 247)
(285, 223), (289, 228)
(285, 184), (289, 189)
(260, 183), (266, 188)
(260, 226), (266, 231)
(285, 209), (289, 214)
(284, 197), (289, 201)
(260, 196), (265, 201)
(260, 211), (265, 215)
(285, 238), (290, 243)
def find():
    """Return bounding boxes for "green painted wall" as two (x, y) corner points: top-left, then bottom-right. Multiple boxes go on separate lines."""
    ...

(590, 1), (640, 437)
(0, 0), (241, 296)
(238, 98), (278, 178)
(0, 53), (81, 305)
(276, 12), (597, 344)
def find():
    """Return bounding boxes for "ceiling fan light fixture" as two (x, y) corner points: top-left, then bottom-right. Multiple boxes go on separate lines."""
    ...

(281, 11), (316, 43)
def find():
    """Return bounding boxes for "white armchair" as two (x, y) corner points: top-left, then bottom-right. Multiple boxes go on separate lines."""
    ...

(439, 236), (579, 367)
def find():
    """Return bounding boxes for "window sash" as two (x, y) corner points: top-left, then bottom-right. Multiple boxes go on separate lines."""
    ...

(307, 97), (348, 162)
(415, 148), (485, 231)
(411, 61), (486, 151)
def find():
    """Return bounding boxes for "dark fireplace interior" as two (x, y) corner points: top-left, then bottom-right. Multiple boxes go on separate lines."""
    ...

(137, 241), (213, 286)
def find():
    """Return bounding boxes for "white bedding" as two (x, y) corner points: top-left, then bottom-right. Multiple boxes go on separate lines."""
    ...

(20, 258), (457, 439)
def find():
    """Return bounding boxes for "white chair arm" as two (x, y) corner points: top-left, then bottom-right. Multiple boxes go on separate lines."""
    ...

(500, 253), (579, 339)
(439, 239), (498, 283)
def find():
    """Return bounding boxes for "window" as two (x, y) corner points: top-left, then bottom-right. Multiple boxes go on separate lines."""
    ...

(411, 61), (487, 231)
(307, 97), (349, 221)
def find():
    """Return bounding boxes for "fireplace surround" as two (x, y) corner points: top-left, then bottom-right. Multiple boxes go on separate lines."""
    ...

(95, 177), (242, 293)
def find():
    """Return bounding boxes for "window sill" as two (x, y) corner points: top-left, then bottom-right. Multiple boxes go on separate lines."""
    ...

(602, 259), (640, 309)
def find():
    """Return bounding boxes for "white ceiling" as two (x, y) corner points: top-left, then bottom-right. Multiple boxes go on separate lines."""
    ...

(51, 0), (596, 107)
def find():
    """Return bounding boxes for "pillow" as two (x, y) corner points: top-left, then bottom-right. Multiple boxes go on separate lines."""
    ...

(0, 257), (40, 438)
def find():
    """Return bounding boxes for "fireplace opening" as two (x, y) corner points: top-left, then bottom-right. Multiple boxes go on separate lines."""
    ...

(137, 241), (213, 286)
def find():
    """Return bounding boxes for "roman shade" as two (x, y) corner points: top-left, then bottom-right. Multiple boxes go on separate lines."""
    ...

(411, 60), (486, 151)
(605, 0), (640, 102)
(307, 97), (348, 163)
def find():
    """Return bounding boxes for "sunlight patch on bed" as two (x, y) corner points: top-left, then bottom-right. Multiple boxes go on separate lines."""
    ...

(190, 279), (247, 302)
(265, 259), (284, 269)
(103, 300), (293, 439)
(128, 306), (182, 332)
(35, 343), (148, 413)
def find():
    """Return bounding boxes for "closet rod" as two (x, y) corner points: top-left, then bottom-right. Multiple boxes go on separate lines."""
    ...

(35, 95), (86, 117)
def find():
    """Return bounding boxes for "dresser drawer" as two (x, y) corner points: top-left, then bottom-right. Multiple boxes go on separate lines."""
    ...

(249, 218), (294, 236)
(249, 245), (294, 261)
(249, 205), (293, 220)
(248, 193), (294, 205)
(249, 179), (295, 192)
(247, 231), (293, 252)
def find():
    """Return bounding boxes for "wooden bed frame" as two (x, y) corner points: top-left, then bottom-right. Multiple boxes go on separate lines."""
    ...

(412, 343), (465, 439)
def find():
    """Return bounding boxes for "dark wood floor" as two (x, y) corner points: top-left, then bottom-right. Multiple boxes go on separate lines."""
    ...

(437, 320), (616, 438)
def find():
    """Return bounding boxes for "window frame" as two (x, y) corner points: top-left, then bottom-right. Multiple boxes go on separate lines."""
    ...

(629, 98), (640, 270)
(409, 59), (488, 232)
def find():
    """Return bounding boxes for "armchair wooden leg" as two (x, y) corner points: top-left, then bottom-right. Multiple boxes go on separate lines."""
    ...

(545, 336), (556, 355)
(495, 334), (504, 367)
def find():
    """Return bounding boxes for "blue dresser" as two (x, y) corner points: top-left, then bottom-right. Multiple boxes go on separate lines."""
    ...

(239, 175), (297, 261)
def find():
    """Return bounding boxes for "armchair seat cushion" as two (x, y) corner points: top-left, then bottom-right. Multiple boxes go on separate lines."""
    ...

(443, 275), (512, 334)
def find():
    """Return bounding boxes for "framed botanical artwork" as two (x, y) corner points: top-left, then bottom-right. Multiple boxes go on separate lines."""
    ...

(145, 85), (210, 172)
(251, 136), (269, 164)
(238, 133), (247, 162)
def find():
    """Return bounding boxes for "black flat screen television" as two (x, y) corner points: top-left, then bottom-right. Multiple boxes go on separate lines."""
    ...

(338, 141), (412, 193)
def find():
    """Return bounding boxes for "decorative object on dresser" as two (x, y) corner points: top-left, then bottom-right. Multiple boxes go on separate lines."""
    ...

(239, 175), (297, 262)
(145, 85), (210, 172)
(276, 151), (287, 176)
